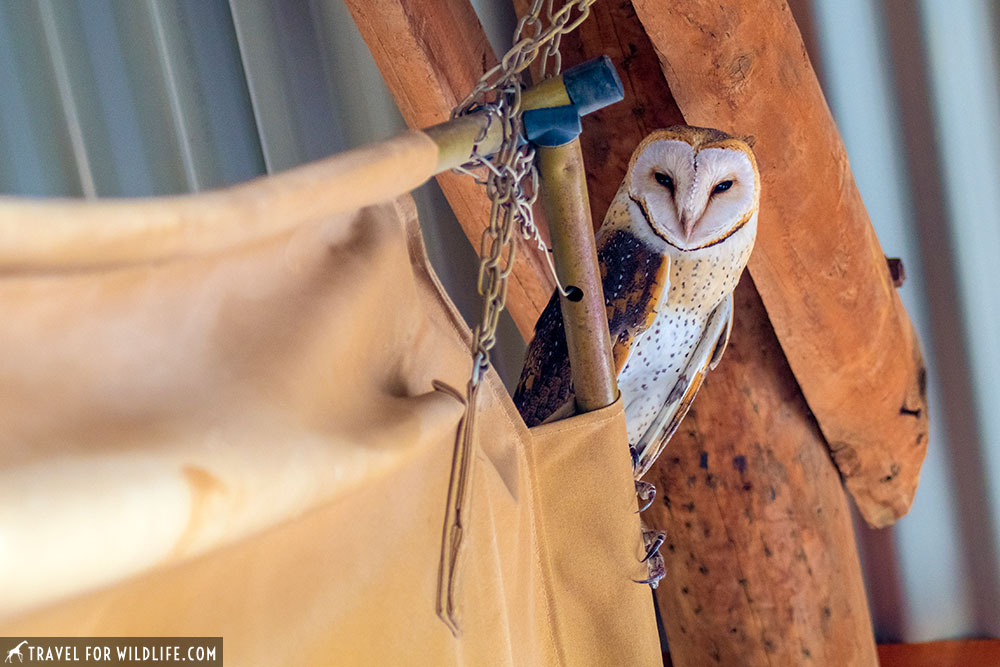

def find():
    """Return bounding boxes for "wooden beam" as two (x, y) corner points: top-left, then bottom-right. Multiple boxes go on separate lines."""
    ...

(344, 0), (554, 339)
(509, 2), (877, 664)
(630, 0), (928, 527)
(650, 276), (878, 666)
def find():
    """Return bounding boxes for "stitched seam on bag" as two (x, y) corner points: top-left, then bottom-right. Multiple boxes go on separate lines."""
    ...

(531, 402), (635, 666)
(522, 434), (569, 665)
(403, 203), (551, 655)
(400, 201), (545, 435)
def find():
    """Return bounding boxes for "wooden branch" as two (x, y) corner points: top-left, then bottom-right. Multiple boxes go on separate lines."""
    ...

(630, 0), (928, 527)
(344, 0), (554, 339)
(649, 276), (878, 666)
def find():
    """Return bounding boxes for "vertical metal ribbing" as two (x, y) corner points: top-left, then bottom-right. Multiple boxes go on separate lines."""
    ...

(37, 0), (96, 199)
(228, 0), (280, 173)
(146, 0), (199, 192)
(228, 0), (346, 173)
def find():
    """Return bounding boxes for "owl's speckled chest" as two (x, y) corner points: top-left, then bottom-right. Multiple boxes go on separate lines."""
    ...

(618, 235), (751, 446)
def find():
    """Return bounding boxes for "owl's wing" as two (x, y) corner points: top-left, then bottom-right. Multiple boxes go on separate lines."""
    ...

(632, 293), (733, 477)
(514, 229), (670, 427)
(513, 290), (573, 427)
(709, 296), (733, 370)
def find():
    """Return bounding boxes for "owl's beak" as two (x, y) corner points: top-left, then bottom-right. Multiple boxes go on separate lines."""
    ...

(679, 212), (695, 243)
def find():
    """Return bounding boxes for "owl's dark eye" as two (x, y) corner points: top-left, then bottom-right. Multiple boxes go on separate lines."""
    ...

(712, 180), (734, 194)
(654, 172), (674, 193)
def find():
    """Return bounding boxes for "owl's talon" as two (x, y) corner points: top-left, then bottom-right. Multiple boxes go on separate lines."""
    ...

(634, 550), (665, 588)
(633, 573), (664, 587)
(633, 528), (666, 587)
(635, 480), (656, 513)
(640, 530), (665, 563)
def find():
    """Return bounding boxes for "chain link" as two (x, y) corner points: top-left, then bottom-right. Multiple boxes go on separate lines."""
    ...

(437, 0), (597, 634)
(454, 0), (598, 385)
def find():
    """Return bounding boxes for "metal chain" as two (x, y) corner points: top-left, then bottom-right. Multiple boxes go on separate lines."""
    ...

(437, 0), (598, 634)
(453, 0), (598, 386)
(454, 0), (597, 115)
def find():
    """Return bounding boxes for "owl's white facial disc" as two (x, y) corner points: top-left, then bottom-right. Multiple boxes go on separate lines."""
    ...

(627, 139), (693, 248)
(628, 139), (757, 251)
(685, 147), (757, 248)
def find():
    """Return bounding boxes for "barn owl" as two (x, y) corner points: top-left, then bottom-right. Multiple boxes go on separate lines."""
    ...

(515, 126), (759, 482)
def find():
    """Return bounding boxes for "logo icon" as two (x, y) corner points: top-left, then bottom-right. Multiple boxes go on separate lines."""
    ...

(4, 641), (28, 663)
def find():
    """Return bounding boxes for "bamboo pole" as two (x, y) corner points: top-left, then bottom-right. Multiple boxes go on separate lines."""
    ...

(0, 132), (440, 269)
(0, 115), (502, 271)
(536, 139), (618, 413)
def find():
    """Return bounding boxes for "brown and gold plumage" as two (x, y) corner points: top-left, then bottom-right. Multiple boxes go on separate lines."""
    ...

(515, 126), (760, 478)
(515, 228), (669, 427)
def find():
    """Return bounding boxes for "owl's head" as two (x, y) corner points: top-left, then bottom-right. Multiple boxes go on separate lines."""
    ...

(626, 126), (759, 252)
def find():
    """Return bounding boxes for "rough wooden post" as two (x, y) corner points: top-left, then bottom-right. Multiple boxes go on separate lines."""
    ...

(351, 1), (921, 663)
(649, 276), (878, 665)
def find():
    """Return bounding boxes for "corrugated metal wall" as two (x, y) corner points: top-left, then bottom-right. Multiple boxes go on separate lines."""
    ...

(0, 0), (525, 383)
(0, 0), (996, 644)
(809, 0), (1000, 642)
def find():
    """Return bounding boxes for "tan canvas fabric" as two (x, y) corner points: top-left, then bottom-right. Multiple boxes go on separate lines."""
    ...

(0, 188), (660, 665)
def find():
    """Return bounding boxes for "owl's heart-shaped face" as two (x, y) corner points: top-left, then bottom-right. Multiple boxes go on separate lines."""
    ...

(627, 129), (759, 251)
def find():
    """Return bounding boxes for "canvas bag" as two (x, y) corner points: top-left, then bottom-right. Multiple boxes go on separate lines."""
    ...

(0, 148), (661, 665)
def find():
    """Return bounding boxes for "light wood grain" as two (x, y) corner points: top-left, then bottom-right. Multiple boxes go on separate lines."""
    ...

(344, 0), (555, 339)
(631, 0), (928, 527)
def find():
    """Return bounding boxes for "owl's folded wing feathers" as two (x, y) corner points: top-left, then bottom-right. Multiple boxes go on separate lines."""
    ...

(632, 293), (733, 477)
(513, 290), (573, 427)
(513, 229), (671, 426)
